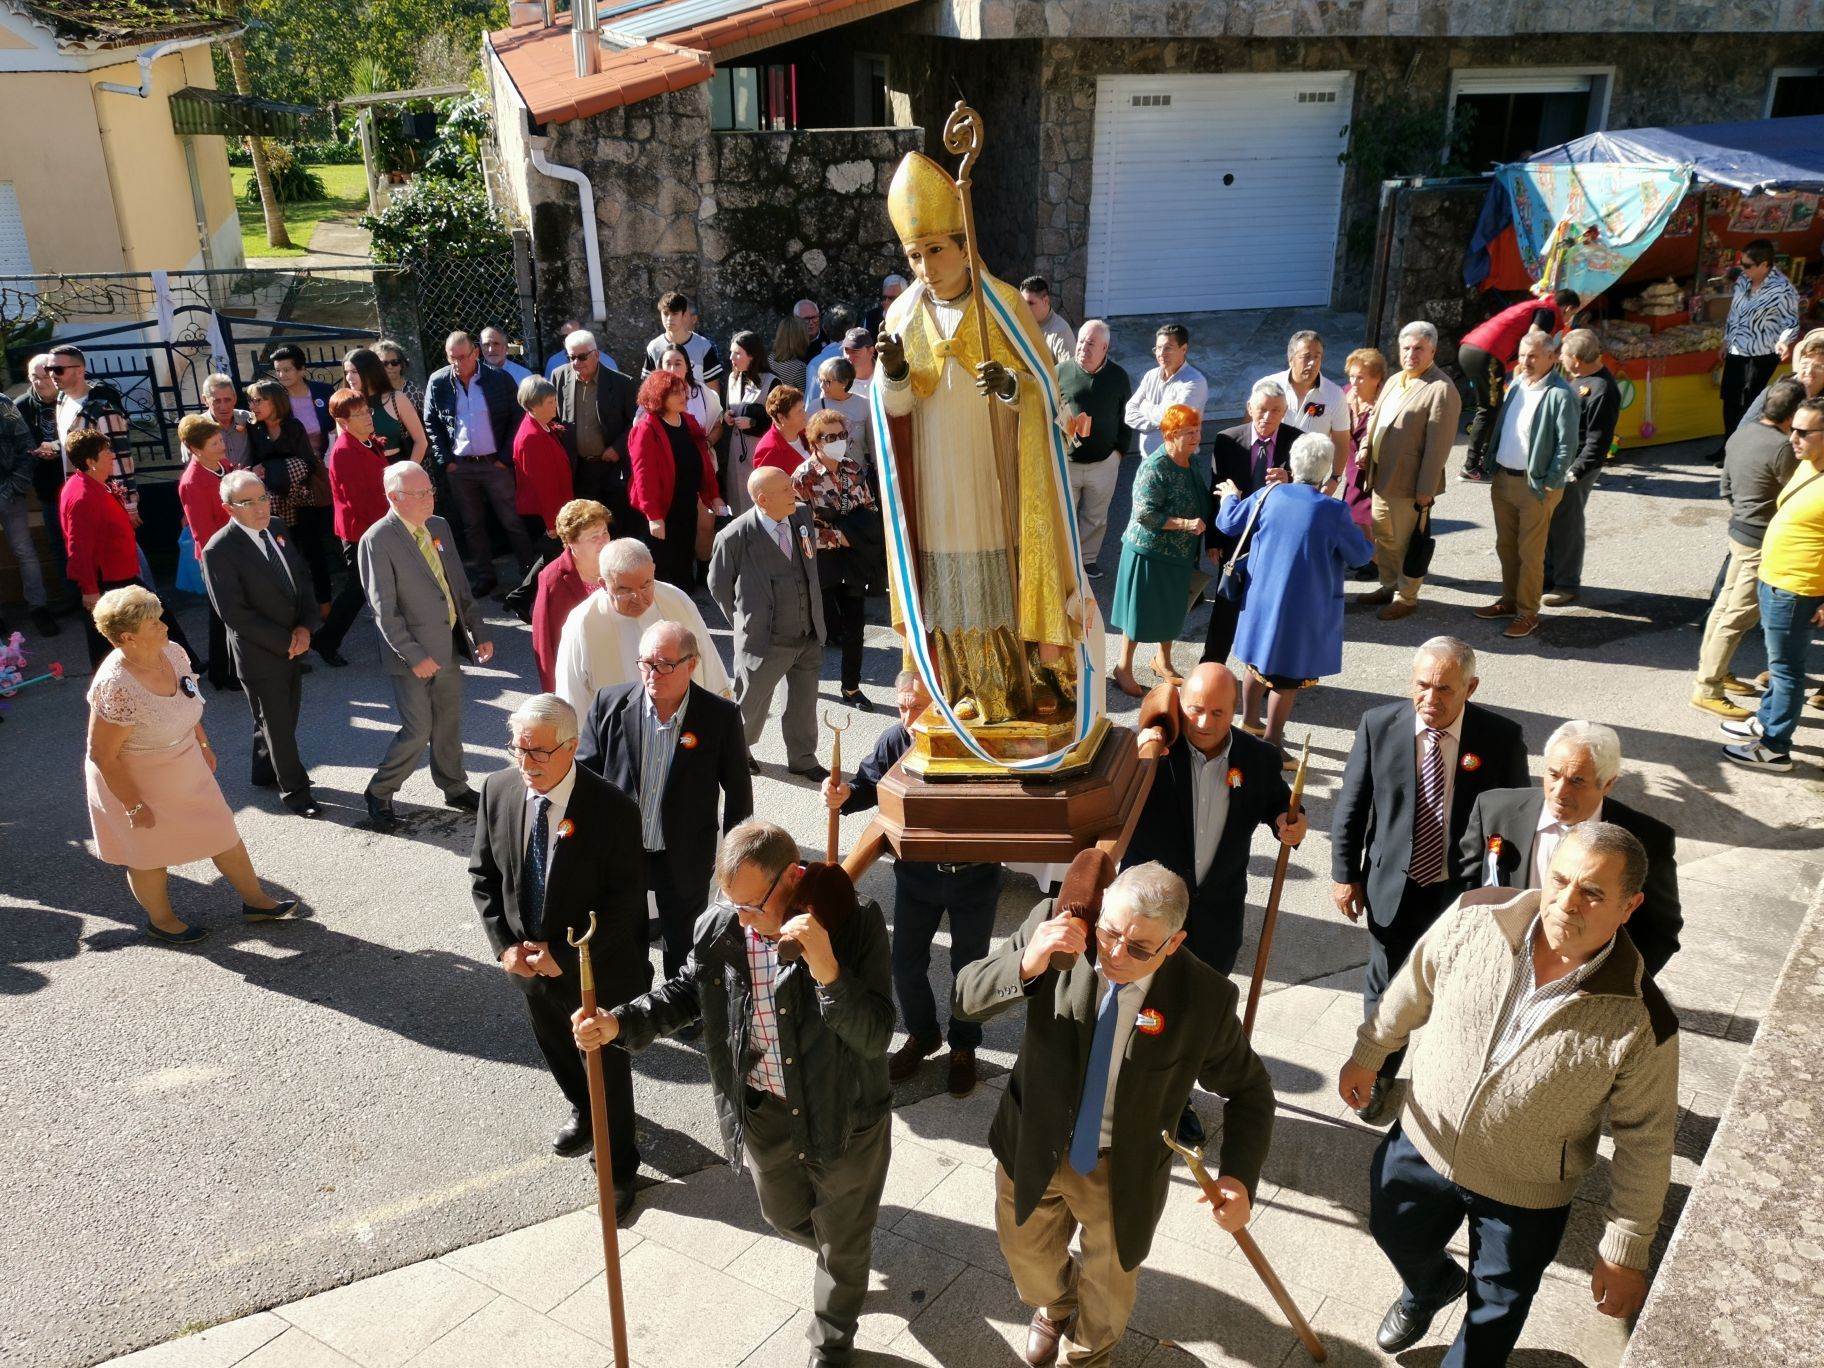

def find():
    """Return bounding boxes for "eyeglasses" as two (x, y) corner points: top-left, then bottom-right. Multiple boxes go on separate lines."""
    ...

(1792, 426), (1824, 439)
(712, 863), (790, 919)
(1094, 922), (1166, 963)
(230, 494), (273, 508)
(393, 488), (435, 500)
(510, 740), (573, 762)
(568, 348), (597, 361)
(382, 358), (404, 370)
(637, 653), (697, 675)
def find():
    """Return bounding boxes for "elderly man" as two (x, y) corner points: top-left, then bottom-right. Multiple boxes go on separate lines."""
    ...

(823, 671), (1003, 1097)
(708, 465), (827, 780)
(1340, 824), (1677, 1362)
(1474, 330), (1578, 639)
(422, 330), (532, 595)
(17, 353), (70, 588)
(1542, 329), (1622, 607)
(471, 694), (648, 1211)
(1332, 637), (1528, 1122)
(1200, 378), (1295, 666)
(1263, 329), (1350, 486)
(1357, 321), (1463, 622)
(553, 327), (638, 530)
(478, 326), (532, 385)
(203, 372), (255, 467)
(863, 273), (908, 337)
(1056, 320), (1132, 578)
(955, 864), (1276, 1368)
(1456, 290), (1581, 482)
(358, 461), (494, 832)
(642, 291), (725, 393)
(1458, 720), (1680, 974)
(573, 820), (894, 1368)
(0, 391), (57, 638)
(1124, 323), (1209, 461)
(1716, 239), (1801, 461)
(577, 620), (753, 979)
(1020, 276), (1076, 365)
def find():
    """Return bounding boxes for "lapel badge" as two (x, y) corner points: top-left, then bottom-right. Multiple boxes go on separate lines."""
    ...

(680, 732), (699, 749)
(1460, 752), (1481, 772)
(432, 538), (445, 552)
(1487, 835), (1503, 855)
(556, 818), (575, 839)
(1226, 766), (1243, 789)
(1136, 1007), (1165, 1036)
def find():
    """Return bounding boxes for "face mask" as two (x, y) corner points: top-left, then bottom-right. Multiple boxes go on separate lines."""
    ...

(822, 439), (848, 460)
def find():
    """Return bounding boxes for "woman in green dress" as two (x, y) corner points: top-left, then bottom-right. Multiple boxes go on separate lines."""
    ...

(1109, 403), (1207, 696)
(341, 346), (426, 464)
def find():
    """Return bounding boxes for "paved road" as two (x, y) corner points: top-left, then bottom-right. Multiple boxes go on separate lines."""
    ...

(4, 435), (1820, 1367)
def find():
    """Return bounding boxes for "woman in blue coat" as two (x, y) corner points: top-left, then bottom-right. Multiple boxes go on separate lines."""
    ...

(1216, 431), (1375, 752)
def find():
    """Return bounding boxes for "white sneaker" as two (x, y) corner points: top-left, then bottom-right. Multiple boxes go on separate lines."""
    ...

(1723, 742), (1792, 772)
(1718, 715), (1764, 741)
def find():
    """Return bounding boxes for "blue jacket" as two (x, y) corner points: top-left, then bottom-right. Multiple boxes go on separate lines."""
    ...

(421, 363), (519, 469)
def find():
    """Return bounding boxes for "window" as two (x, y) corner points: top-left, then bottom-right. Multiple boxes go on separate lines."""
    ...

(1767, 69), (1824, 118)
(709, 65), (794, 131)
(1448, 68), (1613, 170)
(854, 54), (889, 127)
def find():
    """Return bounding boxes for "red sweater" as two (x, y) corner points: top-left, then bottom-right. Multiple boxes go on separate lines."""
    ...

(177, 457), (234, 561)
(753, 425), (812, 475)
(60, 473), (138, 595)
(1461, 298), (1568, 363)
(531, 548), (593, 692)
(627, 411), (720, 522)
(513, 413), (575, 531)
(326, 430), (390, 543)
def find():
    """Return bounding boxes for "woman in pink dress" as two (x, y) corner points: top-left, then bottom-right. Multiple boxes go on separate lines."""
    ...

(85, 586), (299, 945)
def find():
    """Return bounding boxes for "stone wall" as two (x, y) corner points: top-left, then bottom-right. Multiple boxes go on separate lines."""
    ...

(1372, 180), (1488, 367)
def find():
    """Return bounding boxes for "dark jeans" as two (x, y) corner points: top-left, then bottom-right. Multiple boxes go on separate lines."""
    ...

(1543, 471), (1597, 592)
(314, 540), (367, 656)
(1459, 343), (1503, 471)
(1721, 353), (1780, 447)
(515, 972), (639, 1185)
(648, 847), (711, 982)
(892, 859), (1002, 1050)
(1364, 878), (1457, 1079)
(449, 459), (535, 587)
(1755, 582), (1823, 754)
(1370, 1125), (1572, 1368)
(288, 504), (336, 605)
(824, 587), (866, 693)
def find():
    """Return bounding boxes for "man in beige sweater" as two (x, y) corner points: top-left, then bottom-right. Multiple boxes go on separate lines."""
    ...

(1338, 823), (1678, 1364)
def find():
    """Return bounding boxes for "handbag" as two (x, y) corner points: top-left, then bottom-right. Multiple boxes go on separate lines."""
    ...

(695, 500), (718, 561)
(1401, 503), (1436, 579)
(1217, 484), (1273, 609)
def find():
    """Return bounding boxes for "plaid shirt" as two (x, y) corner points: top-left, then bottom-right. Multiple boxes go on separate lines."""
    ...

(744, 927), (788, 1097)
(1484, 913), (1615, 1074)
(59, 384), (138, 517)
(790, 453), (875, 551)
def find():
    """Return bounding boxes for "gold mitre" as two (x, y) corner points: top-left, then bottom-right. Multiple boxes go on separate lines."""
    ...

(888, 153), (963, 242)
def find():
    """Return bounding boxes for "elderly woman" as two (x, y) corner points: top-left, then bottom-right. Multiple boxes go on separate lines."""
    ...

(792, 408), (879, 706)
(247, 376), (333, 619)
(722, 330), (777, 516)
(1342, 346), (1387, 579)
(512, 375), (575, 552)
(341, 346), (427, 465)
(1216, 432), (1375, 751)
(531, 498), (613, 693)
(1109, 403), (1208, 696)
(754, 384), (813, 474)
(627, 369), (723, 589)
(1742, 327), (1824, 426)
(84, 585), (298, 944)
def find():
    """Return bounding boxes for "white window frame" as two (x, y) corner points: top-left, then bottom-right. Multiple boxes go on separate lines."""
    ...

(1445, 65), (1614, 155)
(1766, 67), (1824, 118)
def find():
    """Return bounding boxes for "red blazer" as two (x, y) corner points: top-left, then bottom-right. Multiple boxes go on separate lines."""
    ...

(531, 547), (593, 693)
(326, 430), (390, 543)
(753, 425), (812, 475)
(177, 458), (234, 561)
(513, 412), (575, 531)
(60, 473), (138, 595)
(627, 411), (720, 522)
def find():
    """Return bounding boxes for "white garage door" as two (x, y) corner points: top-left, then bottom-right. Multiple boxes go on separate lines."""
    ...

(1084, 72), (1355, 315)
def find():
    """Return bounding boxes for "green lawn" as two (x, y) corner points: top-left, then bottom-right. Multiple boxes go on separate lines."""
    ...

(232, 163), (370, 259)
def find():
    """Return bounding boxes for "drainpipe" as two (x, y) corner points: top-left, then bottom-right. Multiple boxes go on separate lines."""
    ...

(529, 136), (606, 326)
(95, 25), (250, 97)
(573, 0), (601, 78)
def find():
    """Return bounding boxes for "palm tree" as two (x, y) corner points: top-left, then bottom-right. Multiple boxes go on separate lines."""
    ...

(224, 20), (291, 249)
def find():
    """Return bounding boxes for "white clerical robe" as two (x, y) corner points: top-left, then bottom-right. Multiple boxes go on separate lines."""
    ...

(553, 581), (731, 718)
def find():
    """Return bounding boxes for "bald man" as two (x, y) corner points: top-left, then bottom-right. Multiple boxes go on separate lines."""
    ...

(707, 466), (828, 778)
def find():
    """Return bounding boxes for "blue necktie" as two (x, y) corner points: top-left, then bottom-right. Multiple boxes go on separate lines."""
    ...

(524, 796), (549, 941)
(1069, 980), (1123, 1174)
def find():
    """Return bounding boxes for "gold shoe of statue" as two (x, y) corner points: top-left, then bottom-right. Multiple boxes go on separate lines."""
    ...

(952, 695), (981, 721)
(1031, 684), (1061, 718)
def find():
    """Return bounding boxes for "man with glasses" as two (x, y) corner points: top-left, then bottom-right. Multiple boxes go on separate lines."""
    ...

(1123, 324), (1208, 462)
(554, 327), (638, 533)
(803, 309), (858, 413)
(576, 619), (752, 978)
(472, 693), (648, 1214)
(49, 344), (141, 525)
(863, 274), (907, 338)
(357, 460), (494, 832)
(554, 536), (728, 718)
(200, 472), (322, 817)
(18, 354), (70, 591)
(422, 330), (533, 596)
(954, 862), (1275, 1368)
(572, 818), (893, 1368)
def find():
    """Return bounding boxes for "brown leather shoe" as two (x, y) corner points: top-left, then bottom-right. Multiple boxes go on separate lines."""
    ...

(947, 1048), (977, 1097)
(889, 1034), (940, 1083)
(1025, 1310), (1071, 1366)
(1356, 585), (1395, 608)
(1503, 613), (1540, 639)
(1376, 599), (1416, 621)
(1471, 599), (1515, 619)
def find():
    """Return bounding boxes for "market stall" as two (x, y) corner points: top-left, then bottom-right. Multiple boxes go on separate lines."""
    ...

(1465, 115), (1824, 447)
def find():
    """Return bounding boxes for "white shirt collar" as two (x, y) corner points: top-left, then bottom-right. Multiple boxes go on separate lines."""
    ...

(1414, 707), (1466, 745)
(1537, 799), (1601, 834)
(234, 519), (272, 552)
(526, 762), (578, 814)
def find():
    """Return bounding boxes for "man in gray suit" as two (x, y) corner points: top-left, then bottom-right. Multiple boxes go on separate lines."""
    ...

(708, 466), (828, 780)
(201, 470), (322, 818)
(359, 461), (494, 832)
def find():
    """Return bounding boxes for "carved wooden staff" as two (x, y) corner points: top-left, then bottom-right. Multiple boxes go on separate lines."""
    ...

(823, 706), (851, 862)
(1241, 732), (1311, 1040)
(1162, 1131), (1327, 1362)
(566, 912), (631, 1368)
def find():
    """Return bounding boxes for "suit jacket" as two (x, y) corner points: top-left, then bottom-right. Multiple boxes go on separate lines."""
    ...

(574, 681), (754, 885)
(200, 518), (320, 676)
(707, 502), (827, 662)
(1455, 787), (1681, 975)
(954, 902), (1276, 1272)
(421, 364), (520, 470)
(1208, 422), (1296, 555)
(553, 361), (638, 463)
(358, 511), (490, 675)
(1362, 364), (1464, 500)
(468, 764), (652, 1008)
(1331, 700), (1528, 930)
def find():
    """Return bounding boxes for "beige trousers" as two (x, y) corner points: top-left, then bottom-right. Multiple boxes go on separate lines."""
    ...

(1490, 471), (1563, 615)
(1695, 537), (1764, 694)
(995, 1160), (1140, 1368)
(1371, 492), (1427, 602)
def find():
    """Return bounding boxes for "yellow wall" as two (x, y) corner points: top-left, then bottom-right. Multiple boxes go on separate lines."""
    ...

(3, 71), (126, 272)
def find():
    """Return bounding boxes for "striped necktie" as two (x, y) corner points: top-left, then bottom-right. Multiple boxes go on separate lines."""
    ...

(412, 524), (457, 627)
(1410, 728), (1447, 886)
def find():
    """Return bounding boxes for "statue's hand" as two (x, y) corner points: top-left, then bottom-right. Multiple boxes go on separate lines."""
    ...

(976, 360), (1014, 400)
(877, 331), (907, 381)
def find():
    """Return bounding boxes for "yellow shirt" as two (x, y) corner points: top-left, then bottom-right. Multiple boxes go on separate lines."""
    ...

(1760, 462), (1824, 597)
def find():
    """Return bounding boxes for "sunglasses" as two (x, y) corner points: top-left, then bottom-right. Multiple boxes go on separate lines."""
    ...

(382, 359), (404, 369)
(1094, 922), (1166, 963)
(46, 364), (78, 375)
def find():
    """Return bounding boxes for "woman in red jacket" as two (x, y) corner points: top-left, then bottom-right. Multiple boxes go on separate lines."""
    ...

(752, 384), (813, 475)
(530, 497), (613, 693)
(314, 390), (391, 664)
(512, 375), (574, 555)
(627, 369), (723, 590)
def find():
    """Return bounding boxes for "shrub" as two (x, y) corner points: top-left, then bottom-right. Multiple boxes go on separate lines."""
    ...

(239, 142), (327, 205)
(360, 175), (510, 264)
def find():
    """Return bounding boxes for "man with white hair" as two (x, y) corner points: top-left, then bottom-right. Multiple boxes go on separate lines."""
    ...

(1200, 378), (1295, 667)
(470, 693), (648, 1214)
(1056, 319), (1132, 578)
(1261, 329), (1350, 486)
(17, 353), (70, 593)
(1458, 721), (1681, 975)
(955, 863), (1276, 1367)
(554, 326), (638, 530)
(1124, 323), (1208, 461)
(554, 536), (728, 718)
(864, 273), (908, 337)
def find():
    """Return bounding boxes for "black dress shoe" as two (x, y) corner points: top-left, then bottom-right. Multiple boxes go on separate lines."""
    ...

(443, 788), (480, 812)
(840, 690), (873, 712)
(1376, 1266), (1468, 1352)
(284, 795), (323, 818)
(314, 644), (349, 667)
(1175, 1101), (1205, 1148)
(364, 788), (398, 832)
(552, 1110), (591, 1158)
(748, 757), (761, 775)
(788, 762), (829, 783)
(250, 773), (278, 789)
(614, 1182), (636, 1222)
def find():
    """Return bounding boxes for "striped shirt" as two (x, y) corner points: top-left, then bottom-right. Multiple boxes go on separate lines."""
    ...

(1724, 269), (1801, 357)
(638, 691), (688, 852)
(1485, 914), (1615, 1073)
(744, 928), (788, 1097)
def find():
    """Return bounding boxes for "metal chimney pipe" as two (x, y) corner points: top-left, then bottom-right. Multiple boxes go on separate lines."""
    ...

(572, 0), (600, 78)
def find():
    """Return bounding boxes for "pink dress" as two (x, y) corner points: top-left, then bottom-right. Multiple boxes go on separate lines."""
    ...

(85, 643), (240, 868)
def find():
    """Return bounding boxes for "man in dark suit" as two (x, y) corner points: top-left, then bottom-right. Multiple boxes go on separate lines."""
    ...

(1201, 380), (1297, 665)
(1456, 719), (1681, 975)
(201, 472), (321, 816)
(553, 328), (639, 532)
(954, 864), (1275, 1368)
(576, 618), (754, 979)
(708, 466), (828, 779)
(421, 329), (532, 594)
(1331, 636), (1527, 1122)
(470, 694), (648, 1216)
